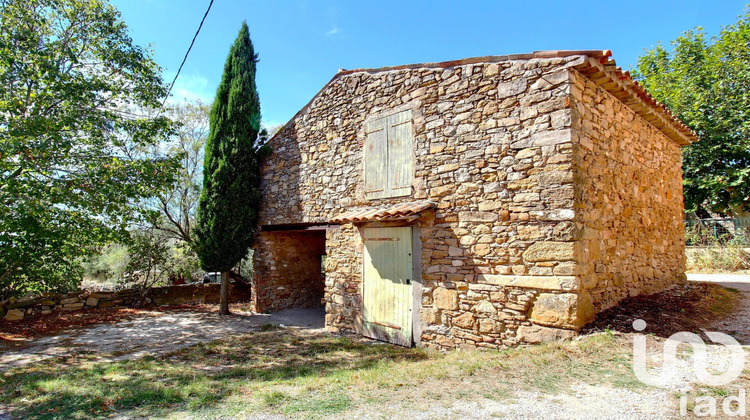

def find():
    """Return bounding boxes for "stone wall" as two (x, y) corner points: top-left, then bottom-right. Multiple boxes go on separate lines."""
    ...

(1, 283), (252, 322)
(324, 223), (363, 333)
(256, 54), (688, 349)
(149, 282), (252, 305)
(259, 57), (582, 228)
(570, 70), (686, 311)
(257, 56), (593, 349)
(252, 230), (326, 312)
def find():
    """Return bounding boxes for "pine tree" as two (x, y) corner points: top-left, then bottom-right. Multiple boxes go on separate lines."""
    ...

(195, 22), (263, 315)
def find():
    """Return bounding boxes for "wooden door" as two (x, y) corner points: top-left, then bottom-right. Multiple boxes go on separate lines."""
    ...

(362, 227), (413, 346)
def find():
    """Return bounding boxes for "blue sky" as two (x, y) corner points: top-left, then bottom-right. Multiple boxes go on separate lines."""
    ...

(112, 0), (749, 126)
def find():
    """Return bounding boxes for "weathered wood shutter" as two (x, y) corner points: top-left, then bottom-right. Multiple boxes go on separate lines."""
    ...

(387, 110), (413, 197)
(364, 118), (387, 200)
(363, 110), (413, 200)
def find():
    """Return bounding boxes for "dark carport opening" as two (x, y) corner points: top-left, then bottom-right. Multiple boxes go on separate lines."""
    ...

(254, 225), (331, 312)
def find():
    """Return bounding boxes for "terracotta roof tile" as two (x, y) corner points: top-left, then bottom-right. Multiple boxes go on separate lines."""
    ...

(571, 55), (698, 145)
(330, 201), (436, 224)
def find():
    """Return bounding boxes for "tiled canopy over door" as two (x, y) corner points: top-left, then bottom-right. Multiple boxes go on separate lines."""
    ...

(363, 110), (413, 200)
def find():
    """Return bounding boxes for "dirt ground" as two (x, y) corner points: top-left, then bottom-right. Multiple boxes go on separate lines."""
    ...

(0, 306), (325, 371)
(583, 282), (742, 339)
(1, 276), (749, 419)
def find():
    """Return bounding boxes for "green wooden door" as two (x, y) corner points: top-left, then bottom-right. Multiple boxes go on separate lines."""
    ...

(362, 227), (413, 346)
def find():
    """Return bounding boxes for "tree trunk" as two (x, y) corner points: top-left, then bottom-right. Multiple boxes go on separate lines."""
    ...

(219, 271), (231, 315)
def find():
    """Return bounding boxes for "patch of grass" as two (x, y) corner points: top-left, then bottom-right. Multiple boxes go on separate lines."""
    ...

(686, 243), (750, 273)
(707, 387), (729, 397)
(280, 392), (352, 415)
(0, 331), (424, 419)
(260, 323), (280, 332)
(262, 391), (289, 407)
(0, 328), (644, 419)
(695, 282), (742, 318)
(483, 388), (514, 401)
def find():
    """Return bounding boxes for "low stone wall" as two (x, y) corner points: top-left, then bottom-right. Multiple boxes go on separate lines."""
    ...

(149, 282), (252, 305)
(0, 283), (252, 322)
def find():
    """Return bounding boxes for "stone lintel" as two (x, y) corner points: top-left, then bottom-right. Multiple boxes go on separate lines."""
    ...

(477, 274), (578, 291)
(510, 128), (573, 149)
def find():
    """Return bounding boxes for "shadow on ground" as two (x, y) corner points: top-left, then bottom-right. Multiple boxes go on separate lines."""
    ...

(0, 328), (425, 419)
(0, 306), (326, 371)
(582, 282), (743, 341)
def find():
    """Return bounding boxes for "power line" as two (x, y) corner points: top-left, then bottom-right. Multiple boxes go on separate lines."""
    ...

(160, 0), (215, 109)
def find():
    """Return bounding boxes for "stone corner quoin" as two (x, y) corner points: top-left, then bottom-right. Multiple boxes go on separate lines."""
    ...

(251, 52), (688, 350)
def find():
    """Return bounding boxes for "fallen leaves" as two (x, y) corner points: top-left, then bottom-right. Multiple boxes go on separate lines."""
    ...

(0, 304), (218, 341)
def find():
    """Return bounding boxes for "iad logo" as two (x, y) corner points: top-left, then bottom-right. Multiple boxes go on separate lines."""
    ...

(632, 319), (747, 417)
(632, 318), (745, 387)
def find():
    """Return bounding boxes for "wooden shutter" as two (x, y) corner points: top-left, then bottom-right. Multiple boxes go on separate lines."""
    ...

(386, 110), (413, 197)
(364, 118), (387, 200)
(363, 110), (413, 200)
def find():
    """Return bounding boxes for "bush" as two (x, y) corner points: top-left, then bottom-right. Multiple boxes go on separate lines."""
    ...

(686, 237), (750, 273)
(0, 259), (82, 301)
(82, 230), (201, 291)
(82, 243), (130, 288)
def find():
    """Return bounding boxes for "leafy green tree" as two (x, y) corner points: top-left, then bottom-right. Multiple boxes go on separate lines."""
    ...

(135, 101), (209, 281)
(146, 101), (211, 245)
(168, 241), (202, 281)
(634, 10), (750, 217)
(83, 230), (202, 290)
(194, 22), (266, 315)
(0, 0), (178, 299)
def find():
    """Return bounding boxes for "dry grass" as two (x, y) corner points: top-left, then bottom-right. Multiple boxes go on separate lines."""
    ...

(0, 284), (744, 419)
(686, 246), (750, 273)
(0, 327), (638, 419)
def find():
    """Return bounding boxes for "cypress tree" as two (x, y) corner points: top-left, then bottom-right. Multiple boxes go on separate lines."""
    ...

(195, 21), (263, 315)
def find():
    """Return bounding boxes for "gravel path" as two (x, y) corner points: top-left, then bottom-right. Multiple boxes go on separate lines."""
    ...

(687, 273), (750, 291)
(689, 273), (750, 344)
(0, 307), (325, 371)
(341, 385), (673, 420)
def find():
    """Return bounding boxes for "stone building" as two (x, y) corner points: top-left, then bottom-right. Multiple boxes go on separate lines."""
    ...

(251, 50), (697, 349)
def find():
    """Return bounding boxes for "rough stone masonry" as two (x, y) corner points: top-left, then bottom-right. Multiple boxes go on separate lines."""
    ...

(251, 50), (697, 349)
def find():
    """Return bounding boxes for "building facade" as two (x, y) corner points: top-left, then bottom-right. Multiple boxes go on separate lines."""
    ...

(251, 50), (697, 349)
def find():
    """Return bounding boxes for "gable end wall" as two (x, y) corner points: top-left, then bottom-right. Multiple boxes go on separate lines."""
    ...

(570, 70), (686, 311)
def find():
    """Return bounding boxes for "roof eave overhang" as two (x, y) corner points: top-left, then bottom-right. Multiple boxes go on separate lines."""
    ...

(572, 56), (698, 146)
(329, 201), (436, 224)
